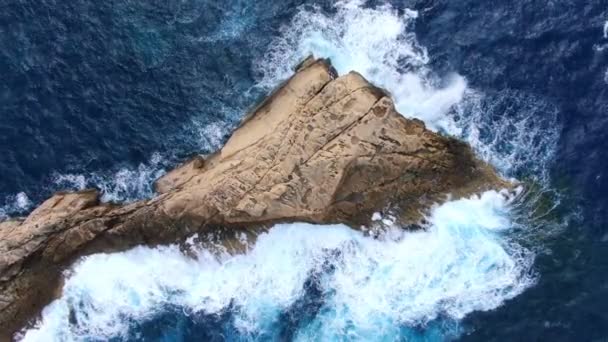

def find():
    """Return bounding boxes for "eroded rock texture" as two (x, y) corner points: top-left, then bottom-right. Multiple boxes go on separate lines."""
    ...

(0, 57), (504, 338)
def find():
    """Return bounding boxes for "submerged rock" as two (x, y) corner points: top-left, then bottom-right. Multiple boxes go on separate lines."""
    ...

(0, 57), (505, 338)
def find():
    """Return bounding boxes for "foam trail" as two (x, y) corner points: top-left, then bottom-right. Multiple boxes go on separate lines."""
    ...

(453, 90), (560, 180)
(19, 190), (534, 341)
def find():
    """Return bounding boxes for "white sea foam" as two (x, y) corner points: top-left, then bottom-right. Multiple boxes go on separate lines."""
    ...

(257, 0), (465, 134)
(190, 120), (229, 152)
(3, 120), (227, 211)
(46, 120), (229, 205)
(0, 124), (224, 217)
(18, 190), (534, 341)
(13, 2), (553, 340)
(454, 90), (560, 180)
(603, 19), (608, 84)
(52, 153), (167, 203)
(256, 0), (559, 181)
(0, 154), (168, 216)
(0, 192), (32, 219)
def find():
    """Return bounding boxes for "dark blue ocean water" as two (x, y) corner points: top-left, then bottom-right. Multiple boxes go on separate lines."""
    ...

(2, 0), (608, 341)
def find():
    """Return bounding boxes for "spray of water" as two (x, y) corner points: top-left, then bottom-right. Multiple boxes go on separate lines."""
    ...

(16, 1), (562, 340)
(18, 190), (534, 341)
(257, 0), (560, 182)
(0, 192), (32, 220)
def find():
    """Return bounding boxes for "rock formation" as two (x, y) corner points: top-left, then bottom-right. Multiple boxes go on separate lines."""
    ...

(0, 57), (505, 339)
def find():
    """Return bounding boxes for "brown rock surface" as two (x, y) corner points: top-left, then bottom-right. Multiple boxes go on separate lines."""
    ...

(0, 57), (505, 339)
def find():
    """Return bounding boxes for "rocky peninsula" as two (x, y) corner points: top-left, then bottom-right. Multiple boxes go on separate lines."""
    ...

(0, 57), (505, 339)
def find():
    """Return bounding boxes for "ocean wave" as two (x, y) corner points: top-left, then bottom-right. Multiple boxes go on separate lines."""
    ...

(49, 120), (231, 204)
(12, 1), (559, 340)
(51, 153), (168, 203)
(256, 0), (465, 134)
(454, 89), (561, 181)
(604, 19), (608, 83)
(18, 190), (534, 341)
(255, 0), (560, 184)
(0, 192), (32, 220)
(2, 0), (560, 216)
(0, 120), (229, 213)
(189, 120), (231, 153)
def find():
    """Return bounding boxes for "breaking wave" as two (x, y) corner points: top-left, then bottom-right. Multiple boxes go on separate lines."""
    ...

(50, 119), (231, 203)
(51, 153), (168, 203)
(19, 190), (534, 341)
(0, 192), (32, 220)
(16, 1), (561, 341)
(257, 0), (465, 134)
(257, 0), (560, 181)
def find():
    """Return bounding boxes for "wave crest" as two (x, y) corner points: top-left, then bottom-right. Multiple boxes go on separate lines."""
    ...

(18, 190), (534, 341)
(256, 0), (560, 185)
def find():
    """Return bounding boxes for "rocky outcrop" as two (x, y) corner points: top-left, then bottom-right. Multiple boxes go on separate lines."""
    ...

(0, 57), (505, 338)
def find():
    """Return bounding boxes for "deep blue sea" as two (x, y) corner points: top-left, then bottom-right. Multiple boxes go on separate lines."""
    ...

(2, 0), (608, 341)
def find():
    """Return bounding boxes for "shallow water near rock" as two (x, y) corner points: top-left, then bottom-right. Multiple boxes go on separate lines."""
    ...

(2, 0), (607, 340)
(18, 190), (535, 341)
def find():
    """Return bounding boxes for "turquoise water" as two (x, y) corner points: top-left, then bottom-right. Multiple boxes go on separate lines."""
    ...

(20, 191), (535, 341)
